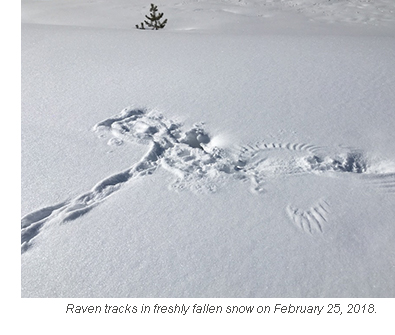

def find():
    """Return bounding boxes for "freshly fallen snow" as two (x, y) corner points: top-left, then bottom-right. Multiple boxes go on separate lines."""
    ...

(22, 0), (395, 297)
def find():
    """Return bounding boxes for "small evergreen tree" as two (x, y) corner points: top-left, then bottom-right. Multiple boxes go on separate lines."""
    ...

(136, 4), (167, 30)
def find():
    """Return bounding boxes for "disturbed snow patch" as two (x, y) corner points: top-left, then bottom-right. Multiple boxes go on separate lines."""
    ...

(21, 107), (395, 252)
(94, 107), (234, 193)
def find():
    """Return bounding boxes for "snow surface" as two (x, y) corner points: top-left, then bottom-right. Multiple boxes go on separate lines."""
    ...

(22, 0), (395, 297)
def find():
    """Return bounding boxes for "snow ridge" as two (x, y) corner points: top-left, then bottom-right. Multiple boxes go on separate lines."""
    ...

(21, 107), (395, 253)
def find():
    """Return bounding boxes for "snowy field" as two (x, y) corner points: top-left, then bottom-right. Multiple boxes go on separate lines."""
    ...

(21, 0), (395, 299)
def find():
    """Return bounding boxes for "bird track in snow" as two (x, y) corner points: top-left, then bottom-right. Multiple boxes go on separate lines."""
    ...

(21, 107), (395, 252)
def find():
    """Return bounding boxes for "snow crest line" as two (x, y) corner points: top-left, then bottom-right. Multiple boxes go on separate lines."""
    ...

(21, 107), (395, 252)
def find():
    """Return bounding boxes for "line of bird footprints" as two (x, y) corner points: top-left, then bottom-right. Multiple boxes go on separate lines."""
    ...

(21, 107), (395, 252)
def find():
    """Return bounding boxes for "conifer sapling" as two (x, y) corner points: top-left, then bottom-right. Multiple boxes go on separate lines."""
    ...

(136, 4), (167, 30)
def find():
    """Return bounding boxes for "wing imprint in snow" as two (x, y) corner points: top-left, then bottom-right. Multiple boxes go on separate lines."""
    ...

(286, 199), (331, 234)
